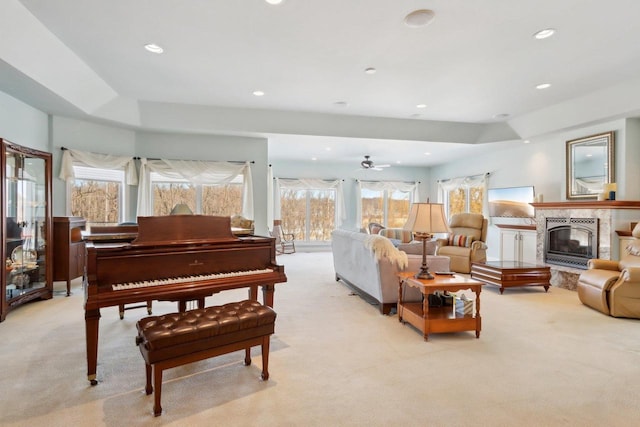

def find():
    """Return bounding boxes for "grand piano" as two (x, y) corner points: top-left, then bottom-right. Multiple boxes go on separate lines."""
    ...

(84, 215), (286, 385)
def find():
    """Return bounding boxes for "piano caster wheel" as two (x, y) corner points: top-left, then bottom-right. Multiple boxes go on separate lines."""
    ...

(261, 372), (269, 381)
(90, 379), (98, 386)
(147, 308), (152, 315)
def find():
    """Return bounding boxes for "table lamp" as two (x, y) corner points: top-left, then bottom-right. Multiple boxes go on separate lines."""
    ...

(170, 203), (193, 215)
(403, 202), (450, 280)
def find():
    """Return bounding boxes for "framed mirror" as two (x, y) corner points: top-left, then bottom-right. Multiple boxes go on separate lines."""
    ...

(566, 131), (615, 200)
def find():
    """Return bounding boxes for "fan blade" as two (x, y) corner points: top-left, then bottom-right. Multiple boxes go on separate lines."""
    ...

(376, 164), (391, 168)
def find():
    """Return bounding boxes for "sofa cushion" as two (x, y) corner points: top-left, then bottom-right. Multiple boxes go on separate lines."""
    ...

(398, 240), (436, 255)
(379, 228), (413, 243)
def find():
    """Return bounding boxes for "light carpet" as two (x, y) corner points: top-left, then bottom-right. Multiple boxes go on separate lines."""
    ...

(1, 251), (639, 427)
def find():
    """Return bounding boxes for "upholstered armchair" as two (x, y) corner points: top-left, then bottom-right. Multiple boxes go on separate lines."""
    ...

(577, 224), (640, 318)
(435, 213), (488, 273)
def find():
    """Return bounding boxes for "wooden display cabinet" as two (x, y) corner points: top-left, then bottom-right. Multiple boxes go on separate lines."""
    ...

(1, 139), (53, 322)
(53, 216), (86, 296)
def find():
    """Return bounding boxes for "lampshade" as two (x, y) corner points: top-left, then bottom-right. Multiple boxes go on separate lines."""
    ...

(170, 203), (193, 215)
(403, 203), (450, 235)
(403, 202), (449, 280)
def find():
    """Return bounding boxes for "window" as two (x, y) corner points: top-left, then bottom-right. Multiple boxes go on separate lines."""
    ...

(439, 174), (487, 217)
(70, 166), (125, 226)
(280, 188), (336, 242)
(446, 185), (483, 217)
(360, 183), (414, 230)
(150, 172), (243, 216)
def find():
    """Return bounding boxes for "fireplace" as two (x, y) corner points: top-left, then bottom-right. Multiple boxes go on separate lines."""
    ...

(544, 217), (598, 269)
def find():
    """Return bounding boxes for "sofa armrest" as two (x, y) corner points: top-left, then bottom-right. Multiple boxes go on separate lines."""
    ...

(470, 240), (487, 251)
(588, 259), (620, 271)
(435, 238), (448, 249)
(620, 266), (640, 282)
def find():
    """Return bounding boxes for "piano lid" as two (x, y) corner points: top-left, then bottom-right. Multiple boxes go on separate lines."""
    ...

(131, 215), (236, 246)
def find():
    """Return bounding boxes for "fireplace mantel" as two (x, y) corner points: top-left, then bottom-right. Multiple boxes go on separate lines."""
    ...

(531, 201), (640, 209)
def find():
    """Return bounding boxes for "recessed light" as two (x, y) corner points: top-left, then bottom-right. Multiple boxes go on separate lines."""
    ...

(396, 160), (402, 164)
(586, 154), (593, 157)
(523, 140), (531, 144)
(404, 9), (435, 28)
(265, 0), (284, 5)
(253, 90), (265, 96)
(144, 43), (164, 54)
(364, 67), (377, 74)
(416, 104), (427, 109)
(311, 157), (317, 161)
(536, 83), (551, 90)
(424, 152), (431, 156)
(325, 147), (332, 151)
(533, 28), (556, 39)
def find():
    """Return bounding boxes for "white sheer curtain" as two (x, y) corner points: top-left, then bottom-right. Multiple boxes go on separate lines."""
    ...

(136, 159), (253, 217)
(273, 178), (346, 227)
(58, 148), (137, 184)
(267, 166), (274, 228)
(356, 180), (418, 228)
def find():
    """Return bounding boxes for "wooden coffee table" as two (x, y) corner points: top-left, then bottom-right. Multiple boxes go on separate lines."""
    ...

(470, 261), (551, 294)
(397, 272), (482, 341)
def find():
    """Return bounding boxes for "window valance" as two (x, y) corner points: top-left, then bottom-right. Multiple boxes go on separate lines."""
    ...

(59, 148), (137, 185)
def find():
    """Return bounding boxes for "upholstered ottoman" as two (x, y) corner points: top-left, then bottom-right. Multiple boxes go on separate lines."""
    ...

(135, 300), (276, 416)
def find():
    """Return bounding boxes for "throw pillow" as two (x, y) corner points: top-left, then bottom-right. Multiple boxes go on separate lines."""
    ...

(448, 234), (474, 248)
(626, 243), (640, 257)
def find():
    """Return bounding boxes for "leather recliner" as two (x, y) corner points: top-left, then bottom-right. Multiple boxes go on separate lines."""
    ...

(435, 213), (488, 273)
(577, 223), (640, 319)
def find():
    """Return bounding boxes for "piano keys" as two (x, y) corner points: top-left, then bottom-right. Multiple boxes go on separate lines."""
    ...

(84, 215), (287, 385)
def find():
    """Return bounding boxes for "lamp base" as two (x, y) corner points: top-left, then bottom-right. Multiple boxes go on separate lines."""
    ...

(414, 267), (434, 280)
(414, 234), (434, 280)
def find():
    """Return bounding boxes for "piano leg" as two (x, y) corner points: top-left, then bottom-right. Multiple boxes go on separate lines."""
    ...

(261, 284), (275, 307)
(248, 285), (258, 302)
(85, 308), (101, 385)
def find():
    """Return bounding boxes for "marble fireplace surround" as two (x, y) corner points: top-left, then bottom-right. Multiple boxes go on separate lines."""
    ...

(531, 201), (640, 290)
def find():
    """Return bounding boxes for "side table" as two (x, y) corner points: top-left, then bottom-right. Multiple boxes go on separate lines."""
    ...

(397, 272), (483, 341)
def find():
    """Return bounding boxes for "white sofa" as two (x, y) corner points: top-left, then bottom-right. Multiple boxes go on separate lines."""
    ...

(331, 229), (450, 314)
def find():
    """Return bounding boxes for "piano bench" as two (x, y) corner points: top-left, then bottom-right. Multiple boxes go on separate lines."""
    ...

(135, 300), (277, 417)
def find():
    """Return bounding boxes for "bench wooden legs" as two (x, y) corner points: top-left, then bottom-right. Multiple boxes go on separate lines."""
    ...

(144, 338), (271, 417)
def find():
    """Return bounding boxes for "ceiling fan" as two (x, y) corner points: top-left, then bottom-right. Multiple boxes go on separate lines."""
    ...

(360, 155), (390, 171)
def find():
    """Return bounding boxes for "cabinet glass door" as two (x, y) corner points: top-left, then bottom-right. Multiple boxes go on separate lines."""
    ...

(4, 144), (51, 307)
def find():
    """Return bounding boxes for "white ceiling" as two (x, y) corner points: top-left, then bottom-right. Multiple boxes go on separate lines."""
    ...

(3, 0), (640, 166)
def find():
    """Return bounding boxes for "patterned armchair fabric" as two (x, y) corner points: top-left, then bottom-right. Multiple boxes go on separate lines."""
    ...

(378, 228), (413, 244)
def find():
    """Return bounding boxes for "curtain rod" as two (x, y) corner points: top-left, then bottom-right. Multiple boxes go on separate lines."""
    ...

(61, 148), (253, 164)
(357, 179), (420, 184)
(276, 177), (344, 181)
(437, 172), (490, 183)
(134, 157), (253, 164)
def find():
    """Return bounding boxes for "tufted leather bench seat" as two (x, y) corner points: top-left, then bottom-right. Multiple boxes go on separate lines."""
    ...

(135, 299), (277, 416)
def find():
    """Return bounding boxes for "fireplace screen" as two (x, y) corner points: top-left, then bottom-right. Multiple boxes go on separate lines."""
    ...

(545, 217), (598, 269)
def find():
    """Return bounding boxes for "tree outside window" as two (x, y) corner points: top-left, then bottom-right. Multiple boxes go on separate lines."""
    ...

(280, 188), (336, 242)
(151, 173), (243, 216)
(442, 174), (487, 217)
(360, 186), (413, 230)
(70, 166), (124, 226)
